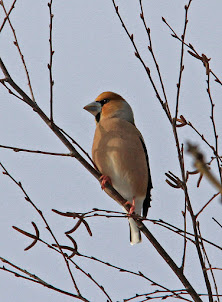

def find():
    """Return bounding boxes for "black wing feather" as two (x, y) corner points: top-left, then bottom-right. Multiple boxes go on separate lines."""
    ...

(139, 137), (153, 217)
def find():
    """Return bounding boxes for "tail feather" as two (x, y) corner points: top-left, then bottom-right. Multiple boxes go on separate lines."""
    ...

(122, 203), (144, 245)
(129, 217), (141, 245)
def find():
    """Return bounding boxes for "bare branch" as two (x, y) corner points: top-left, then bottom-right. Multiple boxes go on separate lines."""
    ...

(1, 1), (35, 102)
(195, 193), (220, 218)
(174, 1), (193, 120)
(212, 217), (222, 229)
(78, 253), (191, 301)
(197, 223), (220, 302)
(0, 0), (17, 32)
(139, 0), (169, 108)
(111, 0), (172, 122)
(187, 121), (222, 164)
(58, 126), (98, 169)
(0, 144), (72, 157)
(162, 17), (222, 86)
(181, 198), (188, 272)
(206, 72), (222, 189)
(48, 0), (54, 121)
(0, 258), (89, 301)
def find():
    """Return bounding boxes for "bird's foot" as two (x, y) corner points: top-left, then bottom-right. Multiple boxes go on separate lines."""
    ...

(100, 175), (112, 190)
(125, 197), (135, 215)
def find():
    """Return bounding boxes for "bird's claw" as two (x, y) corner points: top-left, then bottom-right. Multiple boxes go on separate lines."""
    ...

(100, 175), (112, 190)
(125, 197), (135, 215)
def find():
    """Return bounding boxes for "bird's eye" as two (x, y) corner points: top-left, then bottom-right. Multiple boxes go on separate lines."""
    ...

(100, 98), (110, 106)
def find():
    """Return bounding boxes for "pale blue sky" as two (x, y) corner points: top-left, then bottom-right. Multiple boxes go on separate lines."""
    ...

(0, 1), (222, 301)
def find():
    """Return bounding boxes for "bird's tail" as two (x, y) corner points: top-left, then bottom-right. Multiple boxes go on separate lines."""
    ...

(128, 217), (141, 245)
(122, 202), (144, 245)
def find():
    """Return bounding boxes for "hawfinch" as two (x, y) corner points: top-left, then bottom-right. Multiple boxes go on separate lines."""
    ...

(84, 92), (152, 245)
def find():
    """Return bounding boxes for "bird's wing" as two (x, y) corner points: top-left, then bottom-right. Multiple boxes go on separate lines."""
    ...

(138, 135), (153, 217)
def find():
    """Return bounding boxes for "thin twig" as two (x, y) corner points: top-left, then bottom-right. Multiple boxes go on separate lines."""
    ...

(206, 268), (222, 272)
(174, 1), (192, 120)
(180, 146), (187, 272)
(124, 290), (192, 302)
(48, 0), (54, 121)
(197, 223), (220, 302)
(181, 198), (187, 271)
(0, 257), (48, 284)
(64, 208), (222, 251)
(70, 259), (113, 302)
(58, 127), (98, 169)
(0, 80), (23, 100)
(78, 253), (191, 302)
(111, 0), (172, 122)
(187, 120), (222, 164)
(206, 71), (222, 188)
(195, 193), (220, 218)
(1, 1), (35, 102)
(0, 263), (89, 301)
(162, 18), (222, 86)
(0, 0), (17, 32)
(139, 0), (169, 110)
(153, 218), (222, 251)
(212, 217), (222, 229)
(0, 144), (73, 157)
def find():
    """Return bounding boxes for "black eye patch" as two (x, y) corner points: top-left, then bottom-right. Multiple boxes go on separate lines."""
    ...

(100, 98), (110, 106)
(95, 112), (101, 123)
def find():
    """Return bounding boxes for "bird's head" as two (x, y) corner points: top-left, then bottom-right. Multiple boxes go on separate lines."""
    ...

(84, 91), (135, 124)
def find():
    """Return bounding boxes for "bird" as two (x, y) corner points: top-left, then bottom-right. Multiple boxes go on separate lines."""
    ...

(84, 91), (152, 245)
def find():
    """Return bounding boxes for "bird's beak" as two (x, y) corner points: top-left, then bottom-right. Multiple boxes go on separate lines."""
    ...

(83, 101), (101, 116)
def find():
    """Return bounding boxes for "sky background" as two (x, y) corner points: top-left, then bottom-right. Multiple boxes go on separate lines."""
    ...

(0, 0), (222, 301)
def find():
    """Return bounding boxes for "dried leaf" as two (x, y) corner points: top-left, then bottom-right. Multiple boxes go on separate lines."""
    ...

(65, 219), (82, 235)
(13, 222), (40, 251)
(66, 235), (78, 258)
(165, 179), (181, 189)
